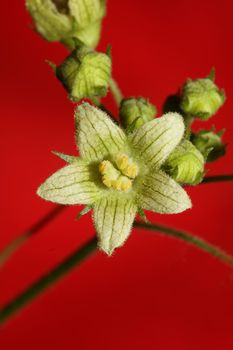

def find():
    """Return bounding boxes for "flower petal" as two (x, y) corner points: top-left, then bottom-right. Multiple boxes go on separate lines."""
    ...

(129, 113), (185, 169)
(93, 197), (137, 255)
(37, 162), (102, 205)
(137, 170), (192, 214)
(75, 103), (126, 162)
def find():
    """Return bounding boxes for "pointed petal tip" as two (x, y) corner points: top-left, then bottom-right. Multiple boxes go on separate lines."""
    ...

(36, 184), (47, 201)
(98, 243), (115, 256)
(177, 190), (192, 214)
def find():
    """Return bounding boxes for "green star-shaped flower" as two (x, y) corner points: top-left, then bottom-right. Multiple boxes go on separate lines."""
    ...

(37, 103), (191, 255)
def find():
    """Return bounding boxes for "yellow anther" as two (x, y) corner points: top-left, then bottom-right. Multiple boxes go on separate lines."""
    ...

(125, 164), (138, 178)
(111, 180), (121, 191)
(99, 156), (137, 192)
(116, 154), (129, 171)
(120, 178), (132, 191)
(99, 160), (108, 174)
(111, 178), (132, 192)
(102, 175), (112, 188)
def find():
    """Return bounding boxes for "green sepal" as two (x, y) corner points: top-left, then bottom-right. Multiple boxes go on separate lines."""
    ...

(76, 205), (93, 220)
(164, 140), (205, 185)
(207, 67), (216, 81)
(137, 208), (151, 224)
(106, 44), (112, 58)
(46, 60), (57, 72)
(52, 151), (79, 163)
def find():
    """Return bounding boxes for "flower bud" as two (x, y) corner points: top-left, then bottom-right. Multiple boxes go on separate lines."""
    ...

(164, 140), (204, 185)
(191, 130), (226, 162)
(56, 45), (111, 101)
(120, 97), (157, 131)
(180, 73), (225, 120)
(26, 0), (106, 48)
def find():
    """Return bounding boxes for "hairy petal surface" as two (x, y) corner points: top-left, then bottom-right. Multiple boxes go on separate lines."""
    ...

(129, 113), (185, 169)
(138, 170), (192, 214)
(37, 162), (102, 205)
(94, 197), (137, 255)
(76, 103), (126, 162)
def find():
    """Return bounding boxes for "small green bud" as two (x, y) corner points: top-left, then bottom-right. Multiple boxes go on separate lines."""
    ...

(56, 45), (112, 101)
(26, 0), (106, 48)
(120, 97), (157, 131)
(180, 73), (225, 120)
(191, 129), (226, 162)
(164, 140), (205, 185)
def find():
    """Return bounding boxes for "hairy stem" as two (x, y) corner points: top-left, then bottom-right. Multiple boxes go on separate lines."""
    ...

(202, 174), (233, 184)
(1, 221), (233, 325)
(109, 78), (123, 106)
(0, 206), (67, 267)
(134, 222), (233, 266)
(0, 237), (97, 325)
(1, 173), (233, 268)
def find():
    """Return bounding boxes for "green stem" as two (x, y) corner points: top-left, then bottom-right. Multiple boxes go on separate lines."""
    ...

(1, 173), (233, 268)
(202, 174), (233, 184)
(0, 206), (67, 267)
(184, 114), (194, 138)
(134, 221), (233, 266)
(0, 237), (97, 325)
(109, 78), (123, 106)
(2, 221), (233, 325)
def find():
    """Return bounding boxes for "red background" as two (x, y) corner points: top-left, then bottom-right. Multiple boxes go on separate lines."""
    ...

(1, 0), (233, 348)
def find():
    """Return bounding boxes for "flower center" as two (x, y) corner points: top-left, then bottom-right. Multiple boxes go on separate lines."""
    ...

(99, 154), (139, 192)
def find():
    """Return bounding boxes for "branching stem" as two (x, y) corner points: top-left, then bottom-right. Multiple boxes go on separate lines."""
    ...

(109, 78), (123, 106)
(1, 220), (233, 325)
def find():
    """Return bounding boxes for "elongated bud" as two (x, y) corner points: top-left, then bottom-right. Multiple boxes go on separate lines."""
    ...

(180, 71), (225, 120)
(120, 97), (157, 131)
(164, 140), (204, 185)
(191, 129), (226, 162)
(26, 0), (106, 48)
(56, 45), (111, 101)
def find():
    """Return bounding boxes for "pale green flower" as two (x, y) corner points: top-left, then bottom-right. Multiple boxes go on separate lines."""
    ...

(26, 0), (106, 48)
(37, 103), (192, 255)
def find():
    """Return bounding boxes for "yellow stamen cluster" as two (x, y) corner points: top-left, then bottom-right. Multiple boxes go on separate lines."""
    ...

(99, 155), (138, 192)
(116, 154), (139, 178)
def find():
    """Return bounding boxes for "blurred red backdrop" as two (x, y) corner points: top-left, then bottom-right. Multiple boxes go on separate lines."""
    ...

(1, 0), (233, 349)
